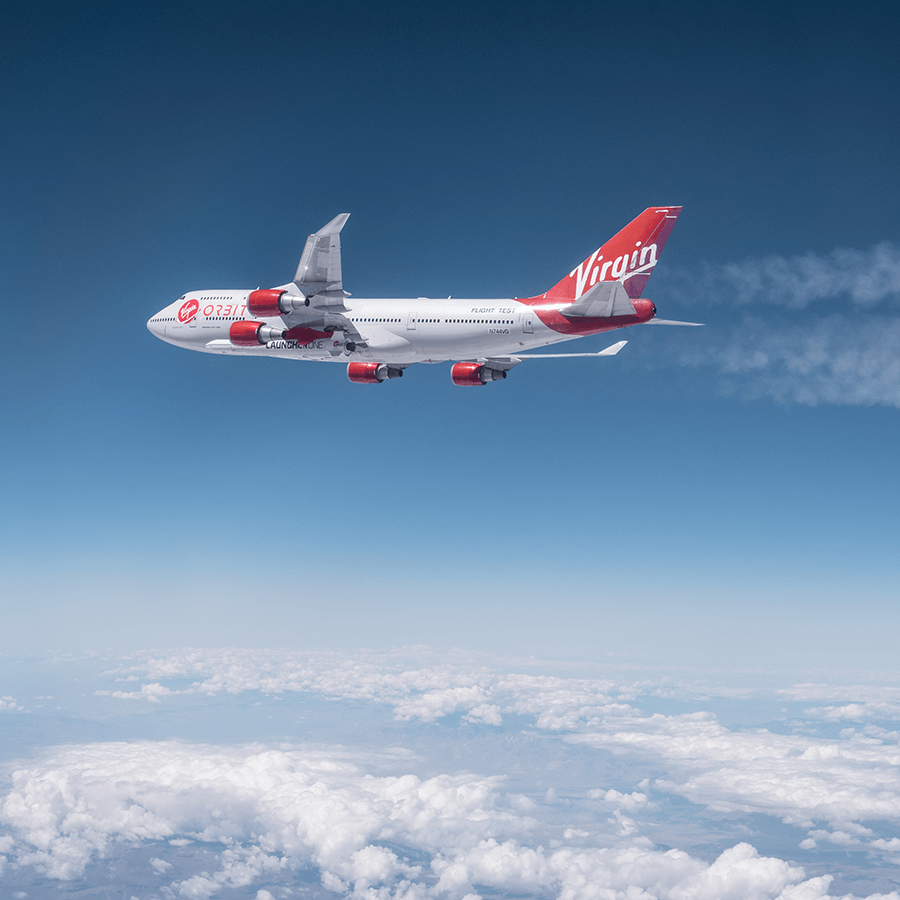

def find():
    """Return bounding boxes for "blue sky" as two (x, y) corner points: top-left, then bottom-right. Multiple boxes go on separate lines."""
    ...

(2, 0), (899, 669)
(3, 3), (900, 897)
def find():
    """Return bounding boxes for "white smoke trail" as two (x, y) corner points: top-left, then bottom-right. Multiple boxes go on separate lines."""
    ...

(673, 315), (900, 407)
(660, 242), (900, 309)
(655, 242), (900, 407)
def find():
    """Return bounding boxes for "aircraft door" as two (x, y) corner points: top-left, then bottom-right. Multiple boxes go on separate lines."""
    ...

(407, 312), (417, 330)
(522, 311), (534, 334)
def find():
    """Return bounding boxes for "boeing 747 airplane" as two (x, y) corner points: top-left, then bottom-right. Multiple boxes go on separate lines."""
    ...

(147, 207), (699, 385)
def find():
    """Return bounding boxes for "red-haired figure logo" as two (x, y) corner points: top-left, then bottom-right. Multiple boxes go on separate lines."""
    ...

(178, 299), (199, 323)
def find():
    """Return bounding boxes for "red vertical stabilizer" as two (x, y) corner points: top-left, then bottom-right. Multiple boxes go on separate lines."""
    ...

(540, 207), (682, 304)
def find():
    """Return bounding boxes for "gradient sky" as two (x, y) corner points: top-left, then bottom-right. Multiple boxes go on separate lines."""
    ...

(2, 0), (899, 668)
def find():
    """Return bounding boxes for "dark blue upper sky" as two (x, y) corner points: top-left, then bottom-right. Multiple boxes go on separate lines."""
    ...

(2, 0), (898, 664)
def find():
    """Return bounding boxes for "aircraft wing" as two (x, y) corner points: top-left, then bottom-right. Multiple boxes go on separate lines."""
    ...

(476, 340), (628, 371)
(294, 213), (350, 301)
(510, 340), (628, 358)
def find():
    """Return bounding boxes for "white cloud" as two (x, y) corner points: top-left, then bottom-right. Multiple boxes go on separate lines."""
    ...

(663, 243), (900, 311)
(171, 844), (286, 899)
(432, 839), (835, 900)
(67, 650), (900, 892)
(0, 741), (522, 890)
(1, 696), (23, 711)
(569, 708), (900, 864)
(101, 650), (636, 734)
(588, 789), (651, 811)
(771, 685), (900, 725)
(779, 684), (900, 722)
(804, 702), (900, 722)
(462, 703), (503, 726)
(668, 843), (809, 900)
(393, 686), (493, 722)
(95, 682), (176, 702)
(0, 739), (878, 900)
(780, 685), (900, 703)
(672, 314), (900, 408)
(651, 241), (900, 407)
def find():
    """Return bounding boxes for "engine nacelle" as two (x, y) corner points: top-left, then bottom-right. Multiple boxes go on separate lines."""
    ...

(347, 362), (404, 384)
(247, 289), (308, 317)
(229, 321), (285, 347)
(451, 362), (507, 386)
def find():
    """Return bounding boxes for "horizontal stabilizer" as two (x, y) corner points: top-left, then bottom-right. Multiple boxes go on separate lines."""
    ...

(643, 318), (704, 326)
(558, 282), (635, 318)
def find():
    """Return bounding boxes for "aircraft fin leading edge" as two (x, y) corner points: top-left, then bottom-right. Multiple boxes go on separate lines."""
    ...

(294, 213), (350, 300)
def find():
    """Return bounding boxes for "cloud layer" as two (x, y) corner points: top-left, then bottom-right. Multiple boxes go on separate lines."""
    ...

(95, 651), (900, 870)
(6, 649), (900, 898)
(0, 740), (880, 900)
(570, 711), (900, 854)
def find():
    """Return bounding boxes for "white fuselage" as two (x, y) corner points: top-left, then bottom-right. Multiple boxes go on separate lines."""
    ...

(147, 290), (582, 364)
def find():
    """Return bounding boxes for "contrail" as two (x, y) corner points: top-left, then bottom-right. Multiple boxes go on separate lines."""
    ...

(658, 242), (900, 310)
(654, 242), (900, 407)
(672, 315), (900, 407)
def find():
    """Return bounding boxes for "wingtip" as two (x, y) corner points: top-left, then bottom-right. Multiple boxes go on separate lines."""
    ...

(318, 213), (351, 235)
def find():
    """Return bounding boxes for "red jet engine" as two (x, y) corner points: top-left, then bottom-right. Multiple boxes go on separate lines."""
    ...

(450, 363), (507, 386)
(229, 321), (286, 347)
(347, 362), (404, 384)
(247, 289), (309, 317)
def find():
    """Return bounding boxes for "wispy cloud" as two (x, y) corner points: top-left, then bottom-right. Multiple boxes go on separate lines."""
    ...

(671, 314), (900, 407)
(655, 242), (900, 407)
(663, 243), (900, 310)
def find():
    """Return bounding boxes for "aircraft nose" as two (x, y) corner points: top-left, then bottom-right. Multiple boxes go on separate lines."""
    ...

(147, 314), (166, 339)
